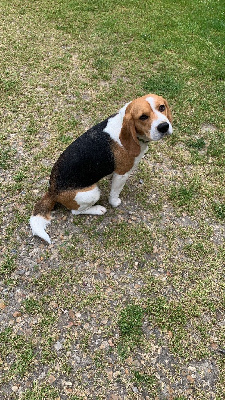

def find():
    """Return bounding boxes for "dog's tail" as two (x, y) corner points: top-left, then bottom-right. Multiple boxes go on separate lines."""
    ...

(30, 192), (56, 244)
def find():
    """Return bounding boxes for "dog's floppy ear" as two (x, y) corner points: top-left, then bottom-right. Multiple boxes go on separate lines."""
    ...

(165, 99), (172, 123)
(120, 109), (140, 157)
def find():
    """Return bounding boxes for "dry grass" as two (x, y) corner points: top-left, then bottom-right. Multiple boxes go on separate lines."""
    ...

(0, 0), (225, 399)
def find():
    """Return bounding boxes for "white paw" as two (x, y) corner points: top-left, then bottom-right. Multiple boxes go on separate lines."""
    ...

(109, 197), (121, 207)
(71, 209), (80, 215)
(93, 205), (107, 215)
(72, 205), (107, 215)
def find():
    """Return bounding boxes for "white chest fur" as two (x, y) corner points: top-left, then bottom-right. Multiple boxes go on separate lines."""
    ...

(134, 141), (148, 168)
(103, 102), (130, 145)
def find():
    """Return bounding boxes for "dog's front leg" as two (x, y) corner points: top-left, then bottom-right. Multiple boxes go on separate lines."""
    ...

(109, 172), (130, 207)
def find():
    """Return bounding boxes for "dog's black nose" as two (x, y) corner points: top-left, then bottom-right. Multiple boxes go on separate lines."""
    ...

(157, 122), (169, 134)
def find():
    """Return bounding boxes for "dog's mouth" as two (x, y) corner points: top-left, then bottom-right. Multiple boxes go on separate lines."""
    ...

(161, 130), (172, 139)
(137, 134), (151, 143)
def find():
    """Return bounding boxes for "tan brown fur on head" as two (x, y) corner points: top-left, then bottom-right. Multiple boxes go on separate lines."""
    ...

(120, 94), (172, 148)
(164, 98), (172, 123)
(143, 94), (172, 123)
(119, 97), (153, 152)
(119, 103), (141, 157)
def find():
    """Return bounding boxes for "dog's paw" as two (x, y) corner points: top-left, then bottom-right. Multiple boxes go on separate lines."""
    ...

(72, 209), (80, 215)
(72, 205), (107, 215)
(109, 197), (121, 208)
(93, 205), (107, 215)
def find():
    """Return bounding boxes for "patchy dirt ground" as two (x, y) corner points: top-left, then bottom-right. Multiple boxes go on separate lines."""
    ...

(0, 1), (225, 399)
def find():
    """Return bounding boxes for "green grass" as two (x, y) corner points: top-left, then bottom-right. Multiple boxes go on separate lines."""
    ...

(0, 328), (35, 379)
(207, 132), (225, 165)
(186, 137), (206, 151)
(117, 304), (144, 360)
(0, 0), (225, 398)
(169, 180), (200, 208)
(0, 254), (16, 277)
(133, 370), (156, 386)
(102, 221), (153, 259)
(22, 297), (43, 315)
(132, 370), (159, 396)
(0, 134), (16, 170)
(213, 203), (225, 220)
(20, 383), (60, 400)
(118, 304), (144, 339)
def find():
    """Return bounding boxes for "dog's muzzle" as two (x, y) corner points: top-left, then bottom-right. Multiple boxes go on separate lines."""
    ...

(157, 122), (170, 134)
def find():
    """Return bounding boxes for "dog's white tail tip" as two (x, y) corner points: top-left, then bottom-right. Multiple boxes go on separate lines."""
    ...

(29, 215), (51, 244)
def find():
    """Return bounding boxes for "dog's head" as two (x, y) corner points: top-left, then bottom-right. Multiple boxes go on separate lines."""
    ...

(120, 94), (173, 157)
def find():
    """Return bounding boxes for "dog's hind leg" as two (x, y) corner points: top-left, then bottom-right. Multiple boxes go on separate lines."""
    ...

(73, 185), (106, 215)
(57, 185), (107, 216)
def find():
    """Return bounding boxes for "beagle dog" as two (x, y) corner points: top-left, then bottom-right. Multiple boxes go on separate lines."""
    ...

(30, 94), (172, 243)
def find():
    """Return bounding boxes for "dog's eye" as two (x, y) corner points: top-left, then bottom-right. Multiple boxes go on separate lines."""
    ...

(139, 114), (149, 121)
(159, 104), (166, 112)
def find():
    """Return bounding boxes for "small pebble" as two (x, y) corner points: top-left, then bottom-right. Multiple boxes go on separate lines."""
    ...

(13, 311), (22, 318)
(48, 375), (56, 384)
(0, 301), (6, 310)
(68, 310), (75, 320)
(100, 341), (108, 349)
(54, 341), (63, 351)
(64, 381), (72, 386)
(187, 374), (195, 383)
